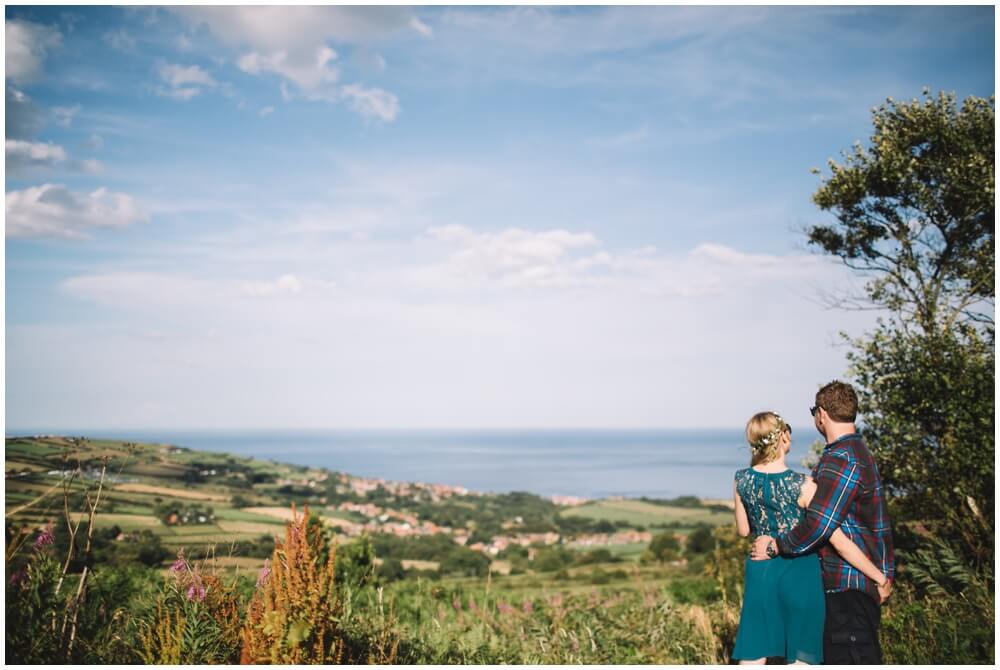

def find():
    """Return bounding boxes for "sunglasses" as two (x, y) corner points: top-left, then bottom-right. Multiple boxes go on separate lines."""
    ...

(810, 405), (821, 417)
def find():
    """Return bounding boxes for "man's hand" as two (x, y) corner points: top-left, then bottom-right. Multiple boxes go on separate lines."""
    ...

(750, 535), (777, 561)
(877, 578), (893, 604)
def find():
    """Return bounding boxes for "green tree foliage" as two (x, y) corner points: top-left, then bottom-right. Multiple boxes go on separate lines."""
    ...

(808, 89), (994, 334)
(848, 324), (994, 566)
(807, 89), (994, 662)
(336, 533), (378, 591)
(644, 531), (681, 563)
(808, 89), (994, 561)
(685, 525), (715, 556)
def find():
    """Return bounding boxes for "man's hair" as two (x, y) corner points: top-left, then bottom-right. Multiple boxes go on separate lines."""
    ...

(815, 381), (858, 423)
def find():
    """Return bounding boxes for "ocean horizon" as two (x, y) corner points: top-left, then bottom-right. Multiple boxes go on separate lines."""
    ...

(4, 427), (819, 500)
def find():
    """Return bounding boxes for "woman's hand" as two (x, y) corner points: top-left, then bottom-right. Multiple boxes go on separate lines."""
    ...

(750, 535), (777, 560)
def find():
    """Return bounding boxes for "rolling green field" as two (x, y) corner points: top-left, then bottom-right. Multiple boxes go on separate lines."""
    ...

(558, 498), (731, 529)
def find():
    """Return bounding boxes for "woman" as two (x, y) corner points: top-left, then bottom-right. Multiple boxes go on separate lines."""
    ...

(730, 411), (886, 665)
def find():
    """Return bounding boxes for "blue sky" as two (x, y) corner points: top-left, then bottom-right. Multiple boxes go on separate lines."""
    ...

(5, 5), (995, 430)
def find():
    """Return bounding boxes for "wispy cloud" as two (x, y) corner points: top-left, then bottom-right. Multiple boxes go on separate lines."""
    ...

(6, 139), (103, 177)
(155, 62), (218, 100)
(104, 28), (136, 51)
(50, 104), (81, 127)
(171, 6), (426, 120)
(340, 84), (399, 122)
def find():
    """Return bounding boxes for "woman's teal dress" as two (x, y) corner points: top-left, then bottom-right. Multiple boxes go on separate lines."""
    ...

(731, 468), (825, 664)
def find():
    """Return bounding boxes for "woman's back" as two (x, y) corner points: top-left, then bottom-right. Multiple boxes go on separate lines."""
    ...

(734, 468), (806, 537)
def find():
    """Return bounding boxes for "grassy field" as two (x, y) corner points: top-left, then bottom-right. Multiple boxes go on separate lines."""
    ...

(558, 499), (731, 528)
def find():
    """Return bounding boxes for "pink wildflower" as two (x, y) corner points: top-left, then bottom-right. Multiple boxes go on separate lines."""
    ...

(521, 599), (534, 614)
(186, 581), (206, 602)
(33, 525), (54, 549)
(497, 601), (514, 615)
(256, 560), (271, 589)
(171, 549), (187, 574)
(452, 597), (463, 612)
(9, 569), (27, 586)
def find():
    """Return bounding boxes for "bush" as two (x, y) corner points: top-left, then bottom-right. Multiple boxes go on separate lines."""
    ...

(240, 506), (345, 664)
(667, 576), (721, 605)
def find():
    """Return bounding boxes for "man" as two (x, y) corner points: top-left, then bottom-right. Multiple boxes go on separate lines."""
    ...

(751, 381), (894, 664)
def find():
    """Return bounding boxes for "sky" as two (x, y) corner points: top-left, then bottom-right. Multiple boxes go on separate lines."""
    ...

(4, 5), (995, 431)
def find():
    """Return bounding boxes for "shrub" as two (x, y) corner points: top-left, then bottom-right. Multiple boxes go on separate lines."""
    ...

(239, 505), (345, 664)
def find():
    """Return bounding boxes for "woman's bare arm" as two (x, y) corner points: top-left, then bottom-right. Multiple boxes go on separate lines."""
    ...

(734, 479), (751, 537)
(798, 476), (887, 585)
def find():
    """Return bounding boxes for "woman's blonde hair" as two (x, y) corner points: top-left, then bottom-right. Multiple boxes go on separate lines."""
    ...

(745, 411), (790, 466)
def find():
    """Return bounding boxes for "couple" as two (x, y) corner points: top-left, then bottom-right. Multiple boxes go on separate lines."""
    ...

(731, 381), (894, 665)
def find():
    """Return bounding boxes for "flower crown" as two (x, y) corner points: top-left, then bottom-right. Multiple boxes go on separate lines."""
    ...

(752, 414), (787, 452)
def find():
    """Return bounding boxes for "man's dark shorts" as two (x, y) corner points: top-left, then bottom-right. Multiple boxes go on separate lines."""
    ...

(824, 590), (882, 664)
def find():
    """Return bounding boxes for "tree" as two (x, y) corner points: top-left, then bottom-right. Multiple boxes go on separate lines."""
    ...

(648, 531), (681, 562)
(848, 324), (993, 567)
(807, 90), (995, 568)
(808, 89), (994, 335)
(685, 525), (715, 556)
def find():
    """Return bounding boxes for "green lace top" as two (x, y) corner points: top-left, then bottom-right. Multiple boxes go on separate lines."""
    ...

(734, 468), (807, 537)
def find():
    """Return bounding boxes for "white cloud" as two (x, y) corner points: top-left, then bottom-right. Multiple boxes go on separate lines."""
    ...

(156, 63), (217, 100)
(104, 28), (136, 51)
(237, 47), (339, 94)
(340, 84), (400, 122)
(5, 19), (62, 84)
(241, 274), (304, 298)
(6, 139), (67, 167)
(171, 6), (419, 118)
(409, 16), (433, 38)
(159, 63), (216, 87)
(259, 106), (274, 117)
(60, 271), (335, 310)
(84, 133), (104, 150)
(424, 225), (603, 289)
(173, 6), (424, 49)
(6, 183), (147, 239)
(61, 272), (225, 310)
(416, 224), (834, 295)
(6, 139), (104, 177)
(50, 104), (81, 127)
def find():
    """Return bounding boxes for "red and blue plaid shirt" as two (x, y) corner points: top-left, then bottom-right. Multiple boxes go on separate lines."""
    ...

(776, 432), (895, 602)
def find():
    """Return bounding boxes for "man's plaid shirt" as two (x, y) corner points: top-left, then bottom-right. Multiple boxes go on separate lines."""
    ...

(776, 432), (895, 602)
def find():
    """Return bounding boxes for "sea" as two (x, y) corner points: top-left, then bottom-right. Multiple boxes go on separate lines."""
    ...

(4, 428), (816, 500)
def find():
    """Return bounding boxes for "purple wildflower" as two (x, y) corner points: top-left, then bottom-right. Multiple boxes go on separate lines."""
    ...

(256, 560), (271, 589)
(171, 550), (187, 575)
(186, 583), (206, 602)
(9, 569), (27, 586)
(33, 525), (55, 549)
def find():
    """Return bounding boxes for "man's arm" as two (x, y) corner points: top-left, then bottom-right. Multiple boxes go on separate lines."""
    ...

(775, 454), (860, 555)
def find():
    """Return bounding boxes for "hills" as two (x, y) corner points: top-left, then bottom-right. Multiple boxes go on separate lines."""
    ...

(5, 434), (731, 577)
